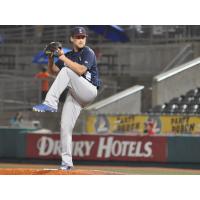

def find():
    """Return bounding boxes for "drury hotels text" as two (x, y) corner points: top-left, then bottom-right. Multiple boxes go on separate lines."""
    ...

(27, 134), (167, 161)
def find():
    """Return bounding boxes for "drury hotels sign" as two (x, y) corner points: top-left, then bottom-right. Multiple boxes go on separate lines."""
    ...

(26, 134), (167, 162)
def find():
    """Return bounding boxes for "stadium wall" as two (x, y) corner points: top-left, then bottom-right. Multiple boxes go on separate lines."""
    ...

(93, 43), (188, 76)
(168, 136), (200, 163)
(1, 132), (200, 163)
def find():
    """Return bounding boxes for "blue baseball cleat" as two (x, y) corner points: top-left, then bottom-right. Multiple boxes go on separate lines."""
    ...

(32, 104), (57, 112)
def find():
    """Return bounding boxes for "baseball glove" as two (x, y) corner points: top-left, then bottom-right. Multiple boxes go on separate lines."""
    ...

(44, 42), (62, 57)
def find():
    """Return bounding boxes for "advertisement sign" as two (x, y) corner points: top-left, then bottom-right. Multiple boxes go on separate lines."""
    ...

(26, 134), (167, 162)
(86, 115), (200, 135)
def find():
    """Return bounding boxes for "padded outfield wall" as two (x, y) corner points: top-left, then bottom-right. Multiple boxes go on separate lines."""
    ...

(1, 132), (200, 163)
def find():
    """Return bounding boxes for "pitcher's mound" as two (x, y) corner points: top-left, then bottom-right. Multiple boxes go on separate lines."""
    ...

(0, 168), (124, 175)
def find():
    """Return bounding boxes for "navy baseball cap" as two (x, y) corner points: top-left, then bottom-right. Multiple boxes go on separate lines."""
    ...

(70, 27), (88, 37)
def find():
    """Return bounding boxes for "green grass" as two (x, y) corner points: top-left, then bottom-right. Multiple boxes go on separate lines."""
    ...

(88, 167), (200, 175)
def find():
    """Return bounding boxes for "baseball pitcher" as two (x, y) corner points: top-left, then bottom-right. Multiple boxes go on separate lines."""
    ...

(33, 27), (101, 170)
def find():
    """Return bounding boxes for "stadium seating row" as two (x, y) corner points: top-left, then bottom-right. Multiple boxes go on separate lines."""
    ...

(149, 87), (200, 114)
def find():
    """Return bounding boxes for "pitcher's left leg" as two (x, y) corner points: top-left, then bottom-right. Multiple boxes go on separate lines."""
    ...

(60, 93), (82, 168)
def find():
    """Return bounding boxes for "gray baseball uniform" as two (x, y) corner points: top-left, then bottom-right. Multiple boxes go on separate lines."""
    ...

(44, 46), (100, 167)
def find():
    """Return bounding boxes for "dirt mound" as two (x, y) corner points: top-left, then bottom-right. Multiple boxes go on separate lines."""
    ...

(0, 168), (124, 175)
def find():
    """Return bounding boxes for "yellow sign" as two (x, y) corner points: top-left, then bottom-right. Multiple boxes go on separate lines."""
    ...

(86, 115), (200, 135)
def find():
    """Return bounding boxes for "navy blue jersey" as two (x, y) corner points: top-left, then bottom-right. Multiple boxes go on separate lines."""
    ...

(55, 46), (101, 88)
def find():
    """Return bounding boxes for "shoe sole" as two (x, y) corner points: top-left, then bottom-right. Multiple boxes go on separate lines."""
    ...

(32, 108), (57, 112)
(59, 166), (74, 170)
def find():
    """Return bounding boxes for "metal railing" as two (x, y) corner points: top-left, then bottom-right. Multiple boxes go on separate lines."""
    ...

(152, 57), (200, 106)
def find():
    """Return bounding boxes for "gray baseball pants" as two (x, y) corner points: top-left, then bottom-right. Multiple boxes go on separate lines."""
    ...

(44, 67), (97, 166)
